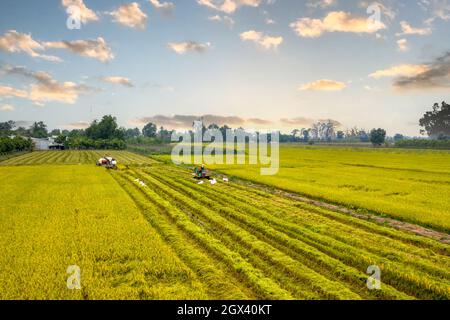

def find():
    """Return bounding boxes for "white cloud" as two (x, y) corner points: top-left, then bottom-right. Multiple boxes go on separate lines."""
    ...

(393, 52), (450, 90)
(64, 121), (90, 129)
(0, 104), (15, 111)
(290, 11), (386, 38)
(101, 76), (134, 88)
(369, 64), (430, 78)
(61, 0), (99, 24)
(396, 21), (432, 36)
(397, 38), (409, 52)
(1, 65), (90, 105)
(208, 15), (235, 27)
(109, 2), (147, 30)
(307, 0), (337, 9)
(197, 0), (261, 14)
(167, 41), (211, 54)
(44, 37), (114, 62)
(0, 31), (114, 63)
(29, 83), (80, 104)
(0, 30), (61, 62)
(240, 30), (283, 50)
(0, 85), (28, 98)
(419, 0), (450, 22)
(149, 0), (175, 15)
(363, 85), (381, 92)
(298, 79), (347, 91)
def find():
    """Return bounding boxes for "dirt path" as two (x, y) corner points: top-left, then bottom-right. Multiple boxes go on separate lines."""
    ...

(216, 173), (450, 245)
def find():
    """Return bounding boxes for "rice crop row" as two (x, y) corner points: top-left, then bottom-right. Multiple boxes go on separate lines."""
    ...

(208, 146), (450, 231)
(0, 165), (208, 299)
(0, 150), (155, 166)
(107, 164), (450, 300)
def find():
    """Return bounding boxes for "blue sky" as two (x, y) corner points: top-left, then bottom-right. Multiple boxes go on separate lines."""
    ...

(0, 0), (449, 135)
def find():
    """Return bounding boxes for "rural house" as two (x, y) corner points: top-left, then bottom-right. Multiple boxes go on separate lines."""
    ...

(31, 137), (65, 151)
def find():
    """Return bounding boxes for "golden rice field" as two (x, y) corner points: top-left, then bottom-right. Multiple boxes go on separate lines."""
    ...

(208, 146), (450, 232)
(0, 150), (153, 166)
(0, 150), (155, 166)
(0, 150), (449, 300)
(0, 164), (206, 300)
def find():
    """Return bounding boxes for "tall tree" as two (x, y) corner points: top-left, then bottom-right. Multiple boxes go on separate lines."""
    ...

(219, 125), (231, 138)
(29, 121), (48, 138)
(50, 129), (61, 136)
(97, 115), (119, 139)
(15, 127), (30, 137)
(420, 101), (450, 138)
(142, 122), (157, 137)
(0, 121), (15, 136)
(158, 126), (171, 141)
(85, 115), (122, 140)
(370, 128), (386, 146)
(301, 129), (310, 142)
(394, 134), (404, 142)
(310, 120), (337, 141)
(359, 130), (370, 142)
(125, 127), (141, 139)
(208, 124), (220, 130)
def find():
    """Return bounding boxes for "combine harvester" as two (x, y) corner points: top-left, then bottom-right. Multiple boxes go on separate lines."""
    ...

(97, 156), (118, 169)
(193, 164), (211, 180)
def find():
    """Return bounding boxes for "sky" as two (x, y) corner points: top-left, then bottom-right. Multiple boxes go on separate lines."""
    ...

(0, 0), (450, 136)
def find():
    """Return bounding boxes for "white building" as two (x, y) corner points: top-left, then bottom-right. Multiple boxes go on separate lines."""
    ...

(31, 137), (65, 151)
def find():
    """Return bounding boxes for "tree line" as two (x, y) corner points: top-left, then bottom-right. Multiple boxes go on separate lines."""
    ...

(0, 116), (176, 151)
(0, 101), (448, 152)
(0, 121), (33, 154)
(282, 101), (448, 147)
(0, 136), (32, 154)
